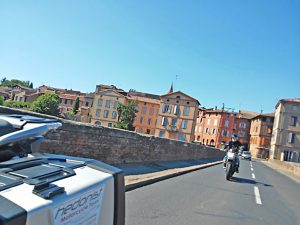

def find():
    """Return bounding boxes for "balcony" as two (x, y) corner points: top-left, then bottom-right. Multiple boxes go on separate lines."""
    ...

(167, 125), (179, 132)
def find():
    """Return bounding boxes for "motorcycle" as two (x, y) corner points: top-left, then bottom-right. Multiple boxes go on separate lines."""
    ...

(225, 149), (238, 180)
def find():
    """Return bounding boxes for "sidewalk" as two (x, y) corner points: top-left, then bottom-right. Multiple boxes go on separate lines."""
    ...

(114, 159), (223, 191)
(260, 160), (300, 183)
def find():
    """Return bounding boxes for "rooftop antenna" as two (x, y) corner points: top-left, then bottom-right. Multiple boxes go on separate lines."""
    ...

(175, 74), (179, 91)
(260, 105), (263, 114)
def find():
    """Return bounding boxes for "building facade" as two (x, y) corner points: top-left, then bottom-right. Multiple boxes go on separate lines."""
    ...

(195, 109), (257, 148)
(234, 110), (258, 146)
(270, 99), (300, 162)
(129, 91), (160, 135)
(90, 85), (128, 127)
(155, 91), (200, 142)
(249, 113), (274, 158)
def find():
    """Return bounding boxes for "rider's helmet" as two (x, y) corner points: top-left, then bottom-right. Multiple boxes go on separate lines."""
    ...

(231, 134), (238, 142)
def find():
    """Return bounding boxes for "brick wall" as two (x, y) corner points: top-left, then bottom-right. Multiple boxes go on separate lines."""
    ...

(0, 106), (225, 164)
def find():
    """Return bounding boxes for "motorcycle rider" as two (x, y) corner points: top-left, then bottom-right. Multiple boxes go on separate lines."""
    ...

(223, 134), (241, 173)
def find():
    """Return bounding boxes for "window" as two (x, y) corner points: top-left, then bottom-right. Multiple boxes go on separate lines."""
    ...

(178, 133), (186, 141)
(224, 120), (229, 127)
(207, 119), (210, 125)
(288, 133), (295, 143)
(149, 107), (154, 115)
(95, 121), (101, 125)
(205, 128), (209, 133)
(148, 118), (152, 125)
(104, 110), (109, 118)
(171, 118), (177, 126)
(96, 109), (101, 117)
(142, 106), (147, 115)
(114, 101), (119, 109)
(212, 128), (216, 135)
(98, 99), (103, 106)
(70, 100), (73, 105)
(292, 105), (298, 111)
(162, 104), (171, 113)
(159, 130), (165, 137)
(174, 105), (180, 115)
(267, 126), (272, 134)
(85, 102), (89, 107)
(214, 119), (218, 126)
(108, 123), (112, 127)
(64, 99), (68, 104)
(140, 116), (144, 123)
(238, 131), (245, 137)
(112, 111), (117, 119)
(291, 116), (297, 126)
(183, 107), (190, 116)
(105, 100), (110, 108)
(239, 122), (246, 128)
(182, 120), (188, 129)
(262, 117), (266, 122)
(222, 130), (228, 137)
(162, 117), (168, 126)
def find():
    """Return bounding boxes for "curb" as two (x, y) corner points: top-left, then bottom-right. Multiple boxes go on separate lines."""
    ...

(125, 160), (223, 192)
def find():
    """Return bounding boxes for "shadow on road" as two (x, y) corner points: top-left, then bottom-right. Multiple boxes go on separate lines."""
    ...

(231, 177), (272, 187)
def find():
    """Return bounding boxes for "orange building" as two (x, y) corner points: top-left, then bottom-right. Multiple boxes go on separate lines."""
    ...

(234, 110), (258, 146)
(129, 91), (160, 135)
(194, 108), (257, 148)
(249, 113), (274, 158)
(155, 91), (200, 142)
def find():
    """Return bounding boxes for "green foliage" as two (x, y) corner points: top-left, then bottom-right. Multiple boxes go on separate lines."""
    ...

(30, 93), (60, 116)
(72, 97), (80, 114)
(114, 100), (137, 131)
(3, 101), (32, 109)
(0, 96), (4, 105)
(0, 77), (32, 88)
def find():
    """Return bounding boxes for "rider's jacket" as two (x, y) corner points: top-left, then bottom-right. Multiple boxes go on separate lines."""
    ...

(225, 140), (241, 153)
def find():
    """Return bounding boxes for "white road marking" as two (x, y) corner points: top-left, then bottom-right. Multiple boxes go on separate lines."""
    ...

(252, 173), (256, 179)
(254, 186), (262, 205)
(251, 167), (254, 171)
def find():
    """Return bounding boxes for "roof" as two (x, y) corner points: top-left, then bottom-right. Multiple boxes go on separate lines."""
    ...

(59, 93), (78, 100)
(130, 95), (161, 105)
(96, 89), (128, 97)
(237, 110), (259, 120)
(160, 91), (200, 105)
(275, 98), (300, 109)
(12, 84), (32, 90)
(251, 112), (275, 120)
(128, 90), (161, 100)
(205, 109), (231, 114)
(96, 84), (124, 92)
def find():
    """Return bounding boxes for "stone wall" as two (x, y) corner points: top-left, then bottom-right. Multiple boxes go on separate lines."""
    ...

(0, 106), (225, 164)
(268, 159), (300, 179)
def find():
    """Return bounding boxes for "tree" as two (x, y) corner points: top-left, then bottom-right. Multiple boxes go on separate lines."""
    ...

(0, 96), (4, 106)
(30, 93), (60, 116)
(0, 77), (32, 88)
(29, 82), (33, 88)
(114, 100), (137, 131)
(72, 97), (80, 114)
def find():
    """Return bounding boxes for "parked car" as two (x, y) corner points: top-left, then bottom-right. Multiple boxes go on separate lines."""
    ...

(241, 151), (251, 160)
(238, 146), (247, 156)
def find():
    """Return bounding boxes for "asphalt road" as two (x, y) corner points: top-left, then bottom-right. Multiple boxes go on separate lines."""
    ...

(125, 159), (300, 225)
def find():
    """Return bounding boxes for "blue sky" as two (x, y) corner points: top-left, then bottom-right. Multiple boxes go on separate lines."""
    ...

(1, 0), (299, 113)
